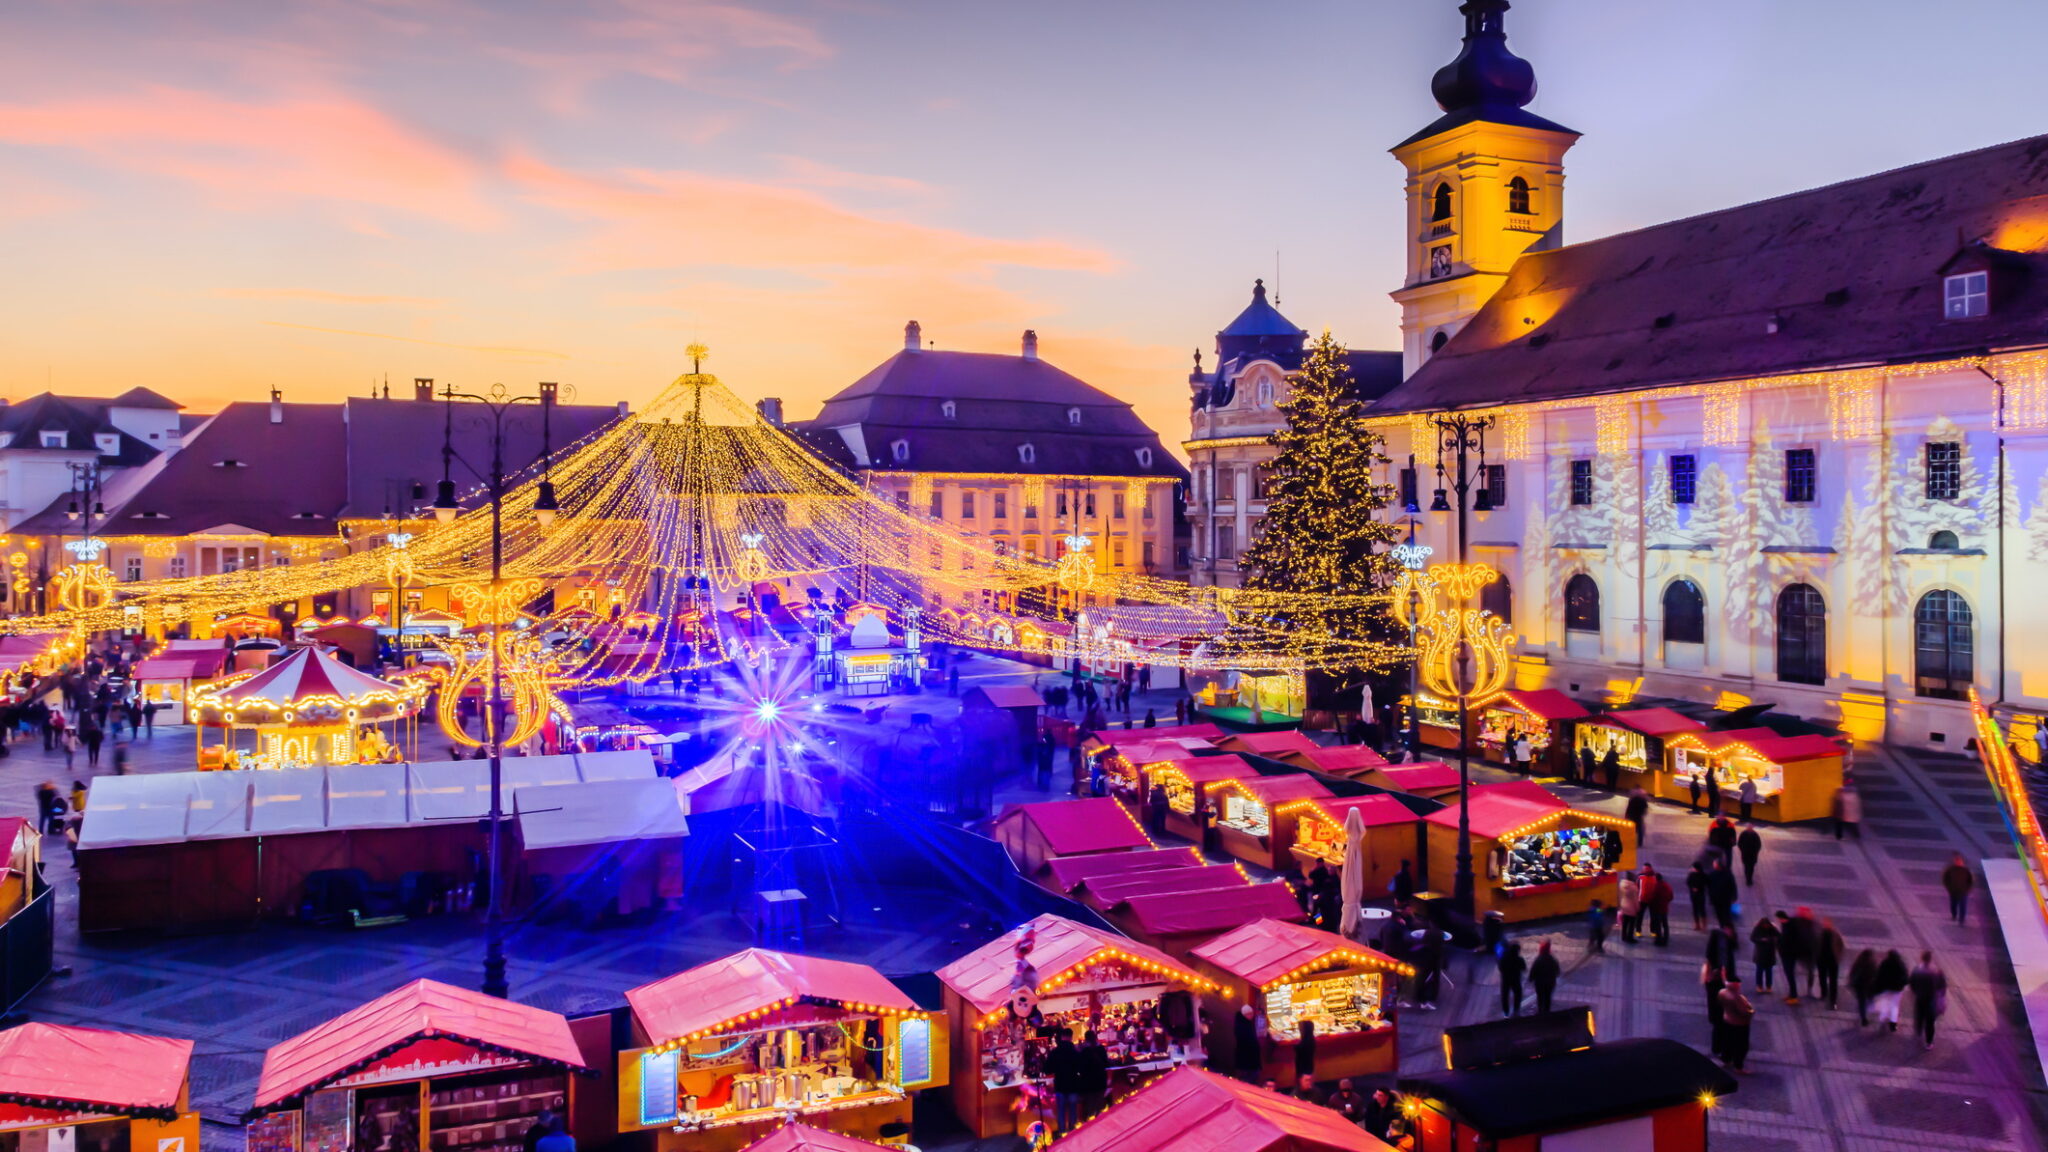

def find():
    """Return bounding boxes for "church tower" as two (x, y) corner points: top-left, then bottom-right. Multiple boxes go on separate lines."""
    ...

(1392, 0), (1578, 377)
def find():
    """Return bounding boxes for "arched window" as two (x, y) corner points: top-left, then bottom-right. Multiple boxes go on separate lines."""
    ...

(1066, 407), (1082, 426)
(1564, 574), (1600, 633)
(1776, 584), (1827, 685)
(1915, 589), (1974, 700)
(1929, 530), (1959, 551)
(1662, 579), (1705, 645)
(1430, 330), (1450, 354)
(1431, 182), (1453, 222)
(890, 439), (910, 464)
(1018, 443), (1037, 465)
(1508, 176), (1532, 215)
(940, 400), (956, 420)
(1481, 573), (1512, 625)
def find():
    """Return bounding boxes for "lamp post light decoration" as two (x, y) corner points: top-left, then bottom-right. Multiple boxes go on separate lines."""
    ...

(430, 379), (558, 1000)
(55, 462), (114, 614)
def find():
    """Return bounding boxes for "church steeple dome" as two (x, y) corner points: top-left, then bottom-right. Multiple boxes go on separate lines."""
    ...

(1430, 0), (1537, 114)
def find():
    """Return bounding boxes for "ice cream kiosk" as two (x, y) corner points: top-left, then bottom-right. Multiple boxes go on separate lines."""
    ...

(0, 1023), (198, 1152)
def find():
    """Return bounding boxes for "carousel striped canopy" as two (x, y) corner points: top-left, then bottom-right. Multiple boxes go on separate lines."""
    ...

(194, 645), (422, 725)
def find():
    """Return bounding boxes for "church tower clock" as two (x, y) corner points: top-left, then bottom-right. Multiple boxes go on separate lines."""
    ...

(1392, 0), (1578, 377)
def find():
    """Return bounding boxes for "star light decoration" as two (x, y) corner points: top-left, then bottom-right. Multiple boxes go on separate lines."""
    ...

(1391, 562), (1515, 708)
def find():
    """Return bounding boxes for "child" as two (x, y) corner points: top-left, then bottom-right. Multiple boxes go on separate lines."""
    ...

(1586, 898), (1609, 953)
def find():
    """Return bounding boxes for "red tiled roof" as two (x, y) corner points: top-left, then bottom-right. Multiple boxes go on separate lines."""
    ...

(1372, 763), (1463, 793)
(937, 915), (1209, 1014)
(253, 980), (585, 1110)
(0, 1023), (192, 1114)
(1592, 708), (1706, 738)
(1080, 866), (1250, 910)
(627, 949), (915, 1045)
(133, 650), (228, 681)
(1045, 848), (1202, 893)
(1050, 1066), (1396, 1152)
(1494, 689), (1589, 722)
(1423, 782), (1569, 840)
(1746, 733), (1845, 762)
(1190, 919), (1409, 988)
(1116, 883), (1305, 939)
(1209, 774), (1332, 806)
(998, 799), (1151, 856)
(1666, 727), (1784, 753)
(1222, 731), (1324, 757)
(1097, 724), (1225, 746)
(1289, 794), (1421, 830)
(1146, 754), (1258, 786)
(740, 1123), (887, 1152)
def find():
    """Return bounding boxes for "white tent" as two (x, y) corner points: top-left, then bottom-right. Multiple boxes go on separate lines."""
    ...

(498, 753), (582, 792)
(575, 748), (657, 782)
(513, 778), (688, 851)
(184, 772), (252, 839)
(326, 761), (411, 829)
(77, 774), (198, 850)
(407, 759), (491, 822)
(248, 767), (328, 835)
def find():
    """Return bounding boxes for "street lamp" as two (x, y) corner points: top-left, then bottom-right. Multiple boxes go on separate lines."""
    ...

(1428, 411), (1494, 917)
(433, 380), (558, 1000)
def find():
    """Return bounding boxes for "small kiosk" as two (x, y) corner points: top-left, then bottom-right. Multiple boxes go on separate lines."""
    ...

(0, 1023), (199, 1152)
(831, 615), (917, 698)
(131, 647), (230, 727)
(619, 949), (944, 1151)
(1399, 691), (1463, 752)
(1201, 774), (1334, 872)
(1426, 783), (1636, 923)
(247, 979), (598, 1152)
(1190, 918), (1411, 1081)
(1572, 708), (1707, 783)
(1662, 729), (1846, 823)
(1475, 689), (1589, 772)
(937, 914), (1214, 1139)
(991, 799), (1152, 879)
(1144, 755), (1258, 842)
(1281, 794), (1424, 893)
(1050, 1067), (1396, 1152)
(1213, 731), (1323, 761)
(1273, 745), (1388, 781)
(1357, 762), (1463, 801)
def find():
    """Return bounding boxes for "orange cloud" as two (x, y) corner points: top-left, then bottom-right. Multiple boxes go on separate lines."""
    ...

(0, 87), (494, 226)
(260, 322), (571, 362)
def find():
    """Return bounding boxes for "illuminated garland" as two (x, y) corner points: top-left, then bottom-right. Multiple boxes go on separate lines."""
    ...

(1393, 562), (1515, 706)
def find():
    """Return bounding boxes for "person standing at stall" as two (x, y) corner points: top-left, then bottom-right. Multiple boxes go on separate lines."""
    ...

(1078, 1030), (1110, 1121)
(1046, 1031), (1084, 1134)
(1232, 1005), (1262, 1082)
(1530, 941), (1561, 1014)
(1576, 744), (1594, 785)
(1687, 770), (1703, 815)
(1498, 941), (1527, 1018)
(1737, 823), (1764, 887)
(1601, 744), (1621, 792)
(1738, 777), (1758, 823)
(1293, 1021), (1317, 1082)
(1705, 771), (1723, 819)
(1625, 787), (1650, 847)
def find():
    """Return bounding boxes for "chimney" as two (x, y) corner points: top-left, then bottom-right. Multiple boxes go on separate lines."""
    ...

(756, 397), (785, 426)
(617, 400), (630, 416)
(904, 320), (922, 353)
(414, 377), (435, 401)
(269, 388), (284, 424)
(1022, 329), (1039, 361)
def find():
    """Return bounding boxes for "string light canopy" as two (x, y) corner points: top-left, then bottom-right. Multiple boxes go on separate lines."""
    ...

(10, 357), (1406, 677)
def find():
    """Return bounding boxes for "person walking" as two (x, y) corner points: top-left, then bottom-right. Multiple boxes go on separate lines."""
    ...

(1873, 949), (1910, 1032)
(1718, 976), (1756, 1074)
(1601, 744), (1621, 792)
(1749, 915), (1780, 993)
(1707, 816), (1739, 864)
(1908, 952), (1948, 1051)
(1707, 858), (1739, 931)
(82, 723), (103, 770)
(1778, 908), (1816, 1005)
(1618, 871), (1642, 944)
(1687, 862), (1710, 931)
(1531, 940), (1561, 1014)
(1815, 917), (1845, 1008)
(1416, 923), (1444, 1011)
(1498, 940), (1527, 1018)
(1738, 777), (1758, 823)
(1586, 898), (1609, 954)
(1737, 823), (1763, 887)
(60, 726), (77, 772)
(1643, 865), (1675, 946)
(1942, 853), (1975, 925)
(1625, 787), (1650, 847)
(1848, 948), (1881, 1025)
(1833, 783), (1862, 840)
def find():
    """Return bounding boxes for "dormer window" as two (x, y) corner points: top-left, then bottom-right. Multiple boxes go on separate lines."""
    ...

(1430, 182), (1453, 222)
(1945, 271), (1988, 319)
(1135, 447), (1154, 468)
(1018, 443), (1037, 466)
(95, 433), (118, 454)
(1929, 530), (1960, 551)
(1507, 176), (1532, 215)
(890, 439), (910, 464)
(940, 400), (956, 420)
(1066, 407), (1082, 426)
(39, 430), (65, 449)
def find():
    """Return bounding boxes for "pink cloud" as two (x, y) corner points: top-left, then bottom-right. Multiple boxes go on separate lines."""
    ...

(773, 155), (932, 197)
(0, 86), (495, 226)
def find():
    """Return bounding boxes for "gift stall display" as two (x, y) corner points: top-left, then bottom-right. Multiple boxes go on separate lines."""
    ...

(1474, 690), (1589, 773)
(1662, 729), (1845, 823)
(1572, 708), (1706, 786)
(1201, 774), (1333, 871)
(1190, 919), (1411, 1081)
(1282, 794), (1426, 895)
(1426, 783), (1636, 923)
(1143, 755), (1259, 843)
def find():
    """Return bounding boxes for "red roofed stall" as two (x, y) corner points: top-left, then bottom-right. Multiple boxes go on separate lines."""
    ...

(1213, 731), (1325, 761)
(1571, 707), (1708, 790)
(993, 799), (1153, 878)
(0, 1023), (198, 1152)
(1107, 882), (1309, 961)
(1272, 744), (1389, 781)
(132, 648), (230, 726)
(737, 1123), (886, 1152)
(1200, 773), (1333, 871)
(936, 914), (1217, 1140)
(1356, 762), (1464, 800)
(1142, 755), (1260, 843)
(1475, 689), (1590, 774)
(1049, 1066), (1395, 1152)
(1425, 783), (1637, 922)
(618, 949), (944, 1151)
(1663, 728), (1846, 822)
(1190, 919), (1413, 1082)
(1281, 794), (1426, 893)
(1042, 848), (1205, 896)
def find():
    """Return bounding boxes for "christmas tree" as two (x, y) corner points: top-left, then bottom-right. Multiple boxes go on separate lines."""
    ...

(1237, 330), (1404, 662)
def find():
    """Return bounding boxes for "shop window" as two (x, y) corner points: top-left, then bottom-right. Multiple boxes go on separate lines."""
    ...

(1670, 454), (1697, 504)
(1776, 583), (1827, 685)
(1914, 589), (1974, 700)
(1944, 271), (1988, 319)
(1480, 573), (1512, 624)
(1785, 448), (1816, 503)
(1507, 176), (1532, 215)
(1569, 459), (1593, 506)
(1662, 579), (1705, 645)
(1926, 441), (1962, 501)
(1564, 574), (1600, 633)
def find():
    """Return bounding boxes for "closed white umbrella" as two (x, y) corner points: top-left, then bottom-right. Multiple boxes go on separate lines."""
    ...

(1340, 805), (1368, 939)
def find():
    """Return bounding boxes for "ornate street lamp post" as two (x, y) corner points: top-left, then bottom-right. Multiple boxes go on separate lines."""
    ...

(1423, 412), (1497, 916)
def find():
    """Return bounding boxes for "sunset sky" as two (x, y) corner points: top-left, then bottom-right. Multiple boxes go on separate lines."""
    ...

(5, 0), (2047, 446)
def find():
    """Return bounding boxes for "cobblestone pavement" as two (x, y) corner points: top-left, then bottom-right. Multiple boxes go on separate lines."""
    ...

(3, 676), (2045, 1152)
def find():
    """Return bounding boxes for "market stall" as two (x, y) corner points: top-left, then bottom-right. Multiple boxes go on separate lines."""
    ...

(1213, 731), (1324, 761)
(1356, 762), (1464, 801)
(1190, 918), (1411, 1081)
(1201, 774), (1333, 871)
(992, 799), (1152, 879)
(0, 1023), (198, 1152)
(1399, 691), (1463, 752)
(1143, 754), (1259, 842)
(1661, 729), (1845, 823)
(245, 979), (602, 1152)
(1572, 708), (1706, 785)
(618, 948), (944, 1152)
(1282, 794), (1425, 894)
(1191, 668), (1305, 728)
(1092, 738), (1224, 803)
(830, 614), (918, 697)
(1425, 782), (1635, 923)
(131, 648), (230, 727)
(1476, 689), (1589, 772)
(514, 777), (688, 919)
(1047, 1066), (1396, 1152)
(1104, 882), (1308, 962)
(189, 646), (425, 771)
(1272, 744), (1388, 781)
(1041, 848), (1207, 901)
(936, 914), (1214, 1139)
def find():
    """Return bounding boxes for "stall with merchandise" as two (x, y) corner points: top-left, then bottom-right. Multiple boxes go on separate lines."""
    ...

(1425, 783), (1636, 922)
(1272, 745), (1389, 782)
(1143, 755), (1258, 842)
(1661, 729), (1845, 823)
(1080, 727), (1225, 801)
(936, 914), (1214, 1139)
(189, 645), (425, 770)
(1201, 774), (1333, 871)
(618, 949), (944, 1152)
(1572, 708), (1706, 782)
(1399, 691), (1463, 752)
(246, 979), (599, 1152)
(1282, 794), (1426, 894)
(1190, 918), (1411, 1081)
(1356, 762), (1463, 801)
(131, 645), (230, 727)
(1475, 689), (1589, 772)
(0, 1023), (198, 1152)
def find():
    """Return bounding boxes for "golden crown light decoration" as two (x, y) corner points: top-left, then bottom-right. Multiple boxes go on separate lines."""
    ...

(1392, 561), (1516, 707)
(427, 576), (574, 751)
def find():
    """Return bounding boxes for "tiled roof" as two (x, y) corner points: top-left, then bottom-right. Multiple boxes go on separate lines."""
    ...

(0, 393), (158, 467)
(1190, 918), (1408, 988)
(109, 387), (182, 410)
(338, 396), (624, 519)
(1376, 134), (2048, 414)
(937, 914), (1206, 1014)
(626, 949), (916, 1044)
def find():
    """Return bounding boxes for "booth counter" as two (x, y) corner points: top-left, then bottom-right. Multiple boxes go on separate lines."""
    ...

(1190, 919), (1411, 1082)
(1572, 708), (1707, 783)
(1475, 690), (1589, 772)
(0, 1023), (198, 1152)
(1425, 783), (1636, 923)
(1143, 755), (1259, 843)
(1662, 729), (1846, 823)
(1281, 794), (1424, 895)
(1202, 774), (1333, 871)
(618, 950), (943, 1152)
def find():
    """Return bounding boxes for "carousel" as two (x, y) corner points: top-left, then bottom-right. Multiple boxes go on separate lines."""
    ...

(186, 645), (425, 770)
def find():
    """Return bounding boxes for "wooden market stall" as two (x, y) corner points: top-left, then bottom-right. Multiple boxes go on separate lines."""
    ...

(618, 949), (944, 1152)
(131, 647), (230, 727)
(959, 685), (1045, 751)
(1425, 782), (1636, 923)
(737, 1124), (886, 1152)
(1143, 754), (1260, 842)
(1190, 918), (1412, 1082)
(1201, 774), (1333, 871)
(1041, 848), (1207, 901)
(0, 1023), (199, 1152)
(936, 914), (1215, 1140)
(1282, 794), (1426, 895)
(1048, 1066), (1396, 1152)
(1092, 738), (1227, 804)
(1356, 762), (1464, 801)
(1271, 744), (1389, 781)
(1399, 691), (1463, 753)
(1105, 882), (1310, 963)
(1475, 689), (1590, 772)
(992, 799), (1152, 879)
(1213, 731), (1324, 761)
(1661, 729), (1846, 823)
(1572, 708), (1707, 787)
(245, 979), (604, 1152)
(189, 646), (425, 771)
